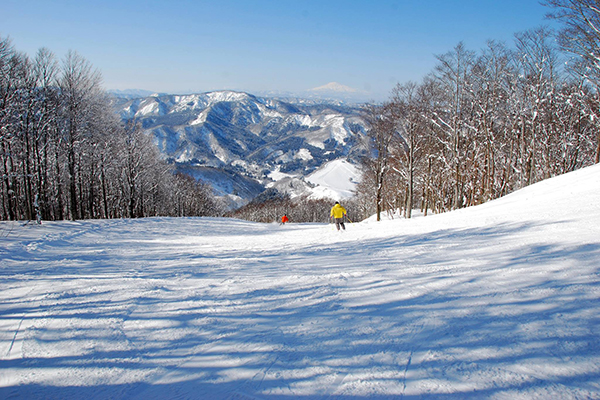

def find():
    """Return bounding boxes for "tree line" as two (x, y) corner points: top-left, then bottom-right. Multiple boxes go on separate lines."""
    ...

(358, 21), (600, 221)
(227, 189), (342, 224)
(0, 37), (222, 222)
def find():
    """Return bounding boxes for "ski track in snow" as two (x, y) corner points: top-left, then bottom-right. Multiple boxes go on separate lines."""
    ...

(1, 165), (600, 399)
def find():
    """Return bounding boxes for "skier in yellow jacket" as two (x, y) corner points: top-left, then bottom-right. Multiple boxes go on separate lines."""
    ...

(330, 201), (347, 231)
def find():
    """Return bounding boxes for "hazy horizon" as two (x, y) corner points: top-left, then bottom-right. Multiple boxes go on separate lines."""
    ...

(2, 0), (556, 101)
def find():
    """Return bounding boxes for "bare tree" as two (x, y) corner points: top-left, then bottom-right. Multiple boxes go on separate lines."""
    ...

(470, 40), (514, 202)
(0, 38), (29, 220)
(430, 42), (476, 209)
(545, 0), (600, 162)
(513, 27), (562, 186)
(30, 48), (60, 220)
(545, 0), (600, 82)
(361, 103), (398, 221)
(58, 50), (103, 220)
(389, 82), (431, 218)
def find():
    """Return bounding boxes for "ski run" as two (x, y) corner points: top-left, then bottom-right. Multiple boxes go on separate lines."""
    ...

(1, 164), (599, 399)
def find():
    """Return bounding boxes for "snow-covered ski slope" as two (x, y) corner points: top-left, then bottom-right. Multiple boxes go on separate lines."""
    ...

(1, 164), (599, 399)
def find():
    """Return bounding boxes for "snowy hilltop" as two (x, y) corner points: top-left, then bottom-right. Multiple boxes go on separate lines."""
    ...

(113, 91), (369, 207)
(1, 164), (599, 398)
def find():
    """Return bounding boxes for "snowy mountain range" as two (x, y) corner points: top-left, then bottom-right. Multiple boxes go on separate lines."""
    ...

(114, 91), (369, 207)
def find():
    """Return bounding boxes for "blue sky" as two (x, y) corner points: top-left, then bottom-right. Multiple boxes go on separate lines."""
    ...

(2, 0), (556, 100)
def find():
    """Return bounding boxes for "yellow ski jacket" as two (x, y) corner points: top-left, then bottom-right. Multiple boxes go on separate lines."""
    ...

(330, 203), (347, 219)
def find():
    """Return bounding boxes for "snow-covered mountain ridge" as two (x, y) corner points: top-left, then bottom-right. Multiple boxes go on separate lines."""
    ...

(114, 91), (369, 206)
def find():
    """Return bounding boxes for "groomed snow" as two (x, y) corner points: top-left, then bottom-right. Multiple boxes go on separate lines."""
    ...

(1, 164), (600, 399)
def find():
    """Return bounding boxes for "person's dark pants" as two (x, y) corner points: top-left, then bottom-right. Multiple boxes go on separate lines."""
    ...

(334, 217), (345, 230)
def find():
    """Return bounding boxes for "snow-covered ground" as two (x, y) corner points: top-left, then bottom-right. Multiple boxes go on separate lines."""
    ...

(1, 164), (599, 399)
(305, 159), (361, 200)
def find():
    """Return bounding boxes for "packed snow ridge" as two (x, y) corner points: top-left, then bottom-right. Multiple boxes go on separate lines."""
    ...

(1, 164), (599, 399)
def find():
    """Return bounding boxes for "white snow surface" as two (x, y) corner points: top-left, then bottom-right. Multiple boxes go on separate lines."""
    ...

(306, 159), (360, 200)
(1, 164), (600, 399)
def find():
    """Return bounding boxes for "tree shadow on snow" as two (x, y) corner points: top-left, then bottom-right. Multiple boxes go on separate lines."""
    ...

(1, 219), (599, 399)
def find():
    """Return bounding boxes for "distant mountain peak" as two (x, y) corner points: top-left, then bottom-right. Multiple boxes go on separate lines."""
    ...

(310, 82), (358, 93)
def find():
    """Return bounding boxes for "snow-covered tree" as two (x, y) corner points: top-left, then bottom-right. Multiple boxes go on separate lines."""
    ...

(387, 82), (431, 218)
(545, 0), (600, 162)
(358, 32), (598, 220)
(361, 103), (398, 221)
(430, 42), (476, 210)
